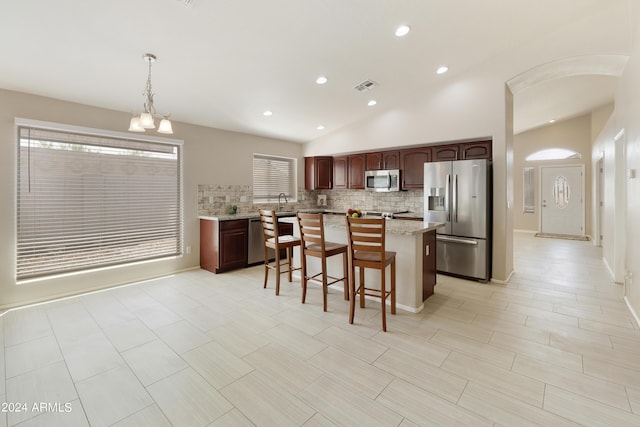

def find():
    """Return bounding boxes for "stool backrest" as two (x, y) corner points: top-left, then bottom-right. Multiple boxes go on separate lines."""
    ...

(345, 216), (386, 264)
(258, 209), (279, 242)
(297, 212), (326, 253)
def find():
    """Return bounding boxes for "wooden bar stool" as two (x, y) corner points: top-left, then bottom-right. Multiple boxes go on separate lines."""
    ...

(258, 209), (301, 295)
(345, 216), (396, 332)
(297, 212), (348, 311)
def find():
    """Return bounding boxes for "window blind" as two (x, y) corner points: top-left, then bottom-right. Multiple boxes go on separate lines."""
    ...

(16, 125), (183, 280)
(252, 154), (296, 202)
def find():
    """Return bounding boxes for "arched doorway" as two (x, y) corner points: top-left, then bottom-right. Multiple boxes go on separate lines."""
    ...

(505, 54), (628, 277)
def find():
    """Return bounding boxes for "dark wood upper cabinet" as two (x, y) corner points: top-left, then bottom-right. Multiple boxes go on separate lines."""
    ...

(400, 147), (432, 189)
(432, 144), (459, 161)
(348, 154), (366, 189)
(305, 156), (333, 190)
(461, 140), (492, 160)
(309, 140), (490, 192)
(333, 156), (348, 189)
(366, 151), (400, 170)
(382, 151), (400, 169)
(366, 152), (383, 170)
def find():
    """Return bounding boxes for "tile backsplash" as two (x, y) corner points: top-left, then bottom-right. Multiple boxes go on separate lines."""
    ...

(325, 189), (424, 213)
(197, 184), (424, 216)
(197, 185), (319, 216)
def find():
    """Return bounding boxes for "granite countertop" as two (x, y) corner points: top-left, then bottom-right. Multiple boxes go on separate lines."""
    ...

(278, 214), (442, 236)
(393, 212), (424, 220)
(198, 208), (340, 222)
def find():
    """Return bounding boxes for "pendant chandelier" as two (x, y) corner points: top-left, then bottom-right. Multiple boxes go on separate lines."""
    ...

(128, 53), (173, 134)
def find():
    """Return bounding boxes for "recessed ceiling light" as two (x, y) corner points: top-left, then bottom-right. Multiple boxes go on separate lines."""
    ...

(367, 100), (377, 106)
(263, 110), (273, 116)
(549, 119), (556, 123)
(395, 25), (411, 37)
(316, 125), (325, 130)
(316, 76), (328, 85)
(436, 66), (449, 74)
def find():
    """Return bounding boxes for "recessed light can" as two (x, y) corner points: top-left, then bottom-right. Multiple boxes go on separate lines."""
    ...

(395, 25), (411, 37)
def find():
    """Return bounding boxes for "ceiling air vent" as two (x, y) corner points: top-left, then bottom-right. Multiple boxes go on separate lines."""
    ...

(177, 0), (194, 5)
(354, 80), (378, 92)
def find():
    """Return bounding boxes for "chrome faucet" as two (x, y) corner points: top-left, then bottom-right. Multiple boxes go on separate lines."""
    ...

(277, 192), (288, 211)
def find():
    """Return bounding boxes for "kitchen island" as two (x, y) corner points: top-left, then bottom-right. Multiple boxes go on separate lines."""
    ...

(280, 215), (442, 313)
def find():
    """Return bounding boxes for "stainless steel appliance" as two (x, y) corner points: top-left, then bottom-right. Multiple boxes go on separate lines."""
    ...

(365, 169), (401, 192)
(424, 159), (491, 281)
(248, 218), (273, 264)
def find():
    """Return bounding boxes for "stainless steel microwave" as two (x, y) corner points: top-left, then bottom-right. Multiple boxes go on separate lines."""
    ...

(365, 169), (401, 192)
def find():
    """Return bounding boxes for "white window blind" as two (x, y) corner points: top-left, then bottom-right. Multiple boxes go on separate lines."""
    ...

(252, 154), (296, 202)
(17, 125), (183, 280)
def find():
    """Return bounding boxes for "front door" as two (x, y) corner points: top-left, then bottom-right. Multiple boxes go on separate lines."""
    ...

(541, 165), (584, 236)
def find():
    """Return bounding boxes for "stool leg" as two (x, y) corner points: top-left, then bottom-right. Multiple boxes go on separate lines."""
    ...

(301, 248), (307, 304)
(381, 266), (387, 332)
(391, 259), (396, 315)
(349, 261), (356, 324)
(275, 246), (281, 296)
(263, 246), (269, 289)
(286, 247), (293, 282)
(359, 266), (365, 308)
(322, 256), (328, 312)
(342, 252), (349, 301)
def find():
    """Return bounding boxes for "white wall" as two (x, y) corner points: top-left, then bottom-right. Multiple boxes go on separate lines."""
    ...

(0, 89), (303, 308)
(591, 2), (640, 321)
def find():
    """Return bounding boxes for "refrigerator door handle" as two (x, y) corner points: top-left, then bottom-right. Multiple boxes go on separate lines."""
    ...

(445, 174), (451, 222)
(437, 235), (478, 245)
(453, 174), (458, 222)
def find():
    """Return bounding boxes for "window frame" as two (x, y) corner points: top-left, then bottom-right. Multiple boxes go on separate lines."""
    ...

(15, 118), (184, 282)
(252, 153), (298, 203)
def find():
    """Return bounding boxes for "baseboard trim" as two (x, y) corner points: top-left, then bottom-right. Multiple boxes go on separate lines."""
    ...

(624, 296), (640, 329)
(603, 258), (615, 281)
(490, 269), (514, 285)
(513, 229), (537, 234)
(0, 266), (201, 313)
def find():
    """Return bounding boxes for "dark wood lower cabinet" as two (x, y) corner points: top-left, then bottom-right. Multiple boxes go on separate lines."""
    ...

(219, 222), (249, 271)
(422, 230), (437, 300)
(200, 217), (295, 274)
(200, 218), (248, 273)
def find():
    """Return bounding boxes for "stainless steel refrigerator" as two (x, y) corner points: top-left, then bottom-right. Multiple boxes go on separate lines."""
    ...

(424, 159), (491, 281)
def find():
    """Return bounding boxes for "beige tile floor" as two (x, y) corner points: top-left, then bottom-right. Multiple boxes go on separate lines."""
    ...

(1, 231), (640, 426)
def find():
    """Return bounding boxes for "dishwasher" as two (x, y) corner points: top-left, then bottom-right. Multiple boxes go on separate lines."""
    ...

(248, 218), (273, 264)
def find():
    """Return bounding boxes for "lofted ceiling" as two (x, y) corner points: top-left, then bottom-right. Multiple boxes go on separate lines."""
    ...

(0, 0), (628, 142)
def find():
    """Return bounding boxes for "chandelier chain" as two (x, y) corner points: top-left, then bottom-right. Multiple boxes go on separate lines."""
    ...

(143, 58), (157, 116)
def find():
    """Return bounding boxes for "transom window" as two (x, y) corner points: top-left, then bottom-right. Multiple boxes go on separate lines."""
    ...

(252, 153), (297, 203)
(16, 121), (183, 281)
(526, 148), (581, 161)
